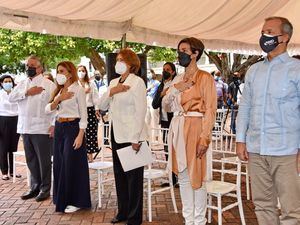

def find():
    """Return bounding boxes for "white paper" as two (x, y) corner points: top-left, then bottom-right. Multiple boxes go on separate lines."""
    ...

(117, 142), (154, 172)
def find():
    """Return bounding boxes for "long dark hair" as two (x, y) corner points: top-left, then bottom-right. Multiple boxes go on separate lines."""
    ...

(163, 62), (177, 79)
(0, 74), (16, 89)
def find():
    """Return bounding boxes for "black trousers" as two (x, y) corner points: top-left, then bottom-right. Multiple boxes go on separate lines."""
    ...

(111, 126), (144, 225)
(0, 116), (19, 175)
(53, 119), (91, 212)
(161, 120), (177, 185)
(22, 134), (52, 194)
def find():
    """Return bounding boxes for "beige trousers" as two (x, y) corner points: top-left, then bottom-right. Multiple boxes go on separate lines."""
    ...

(249, 153), (300, 225)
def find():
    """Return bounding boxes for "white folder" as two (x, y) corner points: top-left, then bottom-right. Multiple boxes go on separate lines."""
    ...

(117, 141), (154, 172)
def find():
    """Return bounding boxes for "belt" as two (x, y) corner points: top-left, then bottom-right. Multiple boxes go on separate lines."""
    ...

(57, 117), (77, 123)
(174, 111), (204, 117)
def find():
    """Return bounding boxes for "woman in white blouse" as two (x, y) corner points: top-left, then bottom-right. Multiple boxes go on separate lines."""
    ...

(99, 49), (147, 225)
(77, 65), (100, 162)
(0, 75), (20, 181)
(45, 61), (91, 213)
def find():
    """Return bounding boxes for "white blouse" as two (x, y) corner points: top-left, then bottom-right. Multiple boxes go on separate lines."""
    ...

(79, 81), (99, 109)
(45, 82), (88, 129)
(0, 89), (18, 116)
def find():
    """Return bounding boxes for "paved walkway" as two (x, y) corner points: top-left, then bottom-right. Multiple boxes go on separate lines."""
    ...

(0, 141), (258, 225)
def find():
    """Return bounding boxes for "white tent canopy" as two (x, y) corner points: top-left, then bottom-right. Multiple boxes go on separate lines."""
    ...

(1, 0), (300, 54)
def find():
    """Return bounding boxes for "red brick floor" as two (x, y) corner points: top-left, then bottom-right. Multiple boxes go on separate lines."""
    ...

(0, 148), (258, 225)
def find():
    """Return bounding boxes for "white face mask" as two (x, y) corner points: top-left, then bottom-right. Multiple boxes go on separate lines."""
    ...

(115, 61), (128, 75)
(78, 71), (86, 79)
(56, 73), (67, 85)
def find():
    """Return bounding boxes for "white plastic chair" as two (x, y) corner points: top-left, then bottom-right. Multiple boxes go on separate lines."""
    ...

(144, 127), (178, 222)
(211, 132), (250, 200)
(206, 154), (246, 225)
(89, 122), (113, 208)
(214, 108), (227, 133)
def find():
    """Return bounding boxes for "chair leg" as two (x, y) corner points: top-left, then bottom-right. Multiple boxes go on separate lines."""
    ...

(237, 189), (246, 225)
(208, 195), (212, 223)
(221, 162), (224, 182)
(169, 178), (178, 213)
(13, 154), (16, 183)
(147, 178), (152, 222)
(217, 194), (222, 225)
(98, 170), (102, 208)
(245, 164), (250, 200)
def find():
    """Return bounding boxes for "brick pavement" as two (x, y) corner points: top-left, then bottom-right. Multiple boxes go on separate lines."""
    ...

(0, 147), (258, 225)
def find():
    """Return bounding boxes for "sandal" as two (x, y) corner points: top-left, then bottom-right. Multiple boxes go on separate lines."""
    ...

(2, 175), (9, 180)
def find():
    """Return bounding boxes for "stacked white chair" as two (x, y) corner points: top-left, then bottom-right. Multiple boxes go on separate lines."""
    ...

(88, 122), (113, 208)
(144, 127), (178, 222)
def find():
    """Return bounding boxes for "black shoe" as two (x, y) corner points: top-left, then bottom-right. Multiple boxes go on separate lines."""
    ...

(21, 190), (39, 200)
(35, 192), (50, 202)
(10, 173), (22, 178)
(111, 216), (127, 224)
(160, 182), (170, 187)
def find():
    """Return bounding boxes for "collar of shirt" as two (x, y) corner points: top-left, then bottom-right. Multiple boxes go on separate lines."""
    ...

(263, 52), (289, 64)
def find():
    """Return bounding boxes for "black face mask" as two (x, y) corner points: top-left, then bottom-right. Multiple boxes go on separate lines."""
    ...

(259, 34), (283, 53)
(95, 75), (101, 81)
(178, 51), (192, 67)
(27, 67), (37, 77)
(162, 71), (171, 80)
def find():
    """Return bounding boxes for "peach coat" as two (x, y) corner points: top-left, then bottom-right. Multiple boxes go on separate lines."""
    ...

(162, 69), (217, 189)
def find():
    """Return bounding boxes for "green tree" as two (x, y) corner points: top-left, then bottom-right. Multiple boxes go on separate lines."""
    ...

(0, 28), (180, 75)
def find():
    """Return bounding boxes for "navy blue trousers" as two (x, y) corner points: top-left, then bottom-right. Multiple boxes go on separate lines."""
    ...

(53, 119), (91, 212)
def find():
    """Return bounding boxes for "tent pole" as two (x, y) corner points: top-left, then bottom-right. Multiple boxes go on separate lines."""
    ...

(121, 33), (127, 48)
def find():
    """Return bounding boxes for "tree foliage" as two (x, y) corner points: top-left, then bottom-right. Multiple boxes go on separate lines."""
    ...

(0, 28), (178, 74)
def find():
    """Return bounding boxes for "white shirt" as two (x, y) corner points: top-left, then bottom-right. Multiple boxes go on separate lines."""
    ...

(9, 74), (56, 134)
(45, 82), (87, 129)
(0, 89), (18, 116)
(79, 82), (99, 109)
(161, 80), (172, 122)
(98, 74), (148, 143)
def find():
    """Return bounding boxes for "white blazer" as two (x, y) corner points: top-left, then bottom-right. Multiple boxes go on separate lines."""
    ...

(98, 73), (148, 144)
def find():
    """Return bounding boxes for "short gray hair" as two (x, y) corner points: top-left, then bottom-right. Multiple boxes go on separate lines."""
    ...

(265, 17), (293, 42)
(26, 55), (42, 67)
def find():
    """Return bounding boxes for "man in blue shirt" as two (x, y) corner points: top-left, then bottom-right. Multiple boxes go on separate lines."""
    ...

(236, 17), (300, 225)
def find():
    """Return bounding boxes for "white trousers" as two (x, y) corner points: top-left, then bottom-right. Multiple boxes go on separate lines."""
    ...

(178, 169), (207, 225)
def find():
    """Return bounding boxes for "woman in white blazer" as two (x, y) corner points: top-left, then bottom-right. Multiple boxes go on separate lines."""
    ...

(98, 49), (147, 225)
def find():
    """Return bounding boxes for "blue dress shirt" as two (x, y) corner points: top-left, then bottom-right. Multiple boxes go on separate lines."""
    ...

(236, 52), (300, 156)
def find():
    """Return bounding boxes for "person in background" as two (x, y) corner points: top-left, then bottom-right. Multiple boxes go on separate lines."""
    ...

(0, 75), (20, 181)
(9, 55), (56, 202)
(78, 65), (100, 162)
(152, 62), (178, 187)
(43, 71), (54, 82)
(46, 61), (91, 213)
(227, 71), (244, 134)
(93, 70), (107, 91)
(236, 17), (300, 225)
(163, 37), (217, 225)
(98, 48), (147, 225)
(146, 69), (160, 142)
(214, 71), (227, 108)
